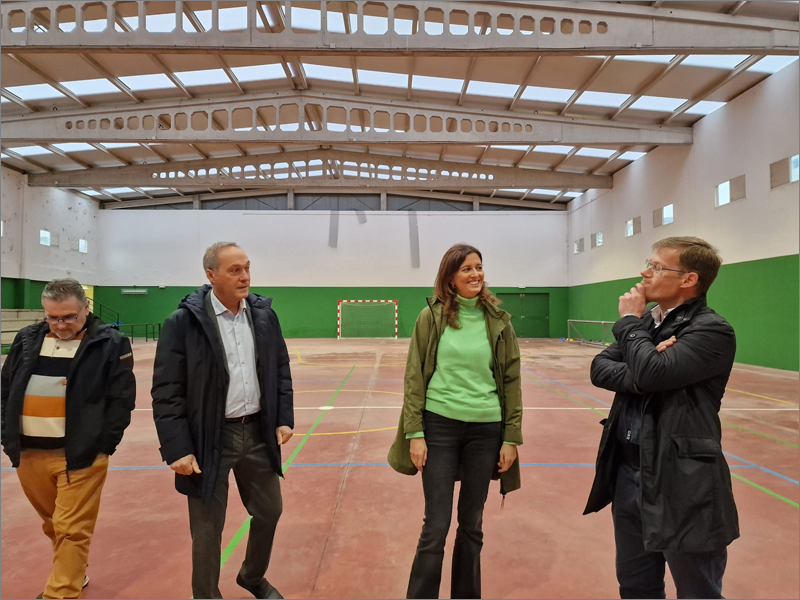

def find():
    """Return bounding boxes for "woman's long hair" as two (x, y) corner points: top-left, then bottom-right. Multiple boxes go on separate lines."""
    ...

(434, 244), (500, 329)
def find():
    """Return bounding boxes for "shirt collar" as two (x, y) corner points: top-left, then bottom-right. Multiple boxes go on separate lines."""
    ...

(210, 289), (247, 316)
(650, 304), (677, 325)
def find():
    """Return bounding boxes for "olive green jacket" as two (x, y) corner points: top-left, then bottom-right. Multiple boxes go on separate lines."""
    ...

(387, 296), (523, 496)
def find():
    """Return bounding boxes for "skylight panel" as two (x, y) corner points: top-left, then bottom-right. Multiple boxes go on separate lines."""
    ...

(303, 63), (353, 83)
(83, 19), (107, 33)
(493, 145), (531, 151)
(82, 190), (103, 196)
(119, 73), (176, 91)
(532, 189), (560, 195)
(748, 55), (799, 74)
(5, 84), (65, 101)
(619, 151), (647, 161)
(521, 86), (574, 103)
(139, 187), (169, 191)
(576, 91), (629, 108)
(629, 95), (685, 112)
(533, 145), (575, 154)
(0, 153), (9, 158)
(326, 10), (357, 33)
(686, 101), (726, 115)
(499, 188), (527, 193)
(425, 20), (444, 35)
(174, 68), (232, 86)
(6, 146), (51, 157)
(615, 55), (675, 64)
(61, 78), (120, 96)
(412, 75), (464, 93)
(52, 143), (96, 153)
(186, 10), (213, 31)
(577, 148), (617, 158)
(682, 55), (749, 69)
(104, 187), (136, 194)
(291, 6), (321, 31)
(1, 97), (9, 103)
(394, 18), (415, 35)
(363, 15), (388, 35)
(144, 13), (177, 32)
(231, 63), (286, 82)
(563, 191), (583, 198)
(466, 80), (518, 98)
(100, 142), (141, 149)
(218, 6), (248, 31)
(358, 69), (408, 88)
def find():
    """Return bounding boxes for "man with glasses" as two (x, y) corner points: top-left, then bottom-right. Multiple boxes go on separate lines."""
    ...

(1, 278), (136, 599)
(584, 237), (739, 599)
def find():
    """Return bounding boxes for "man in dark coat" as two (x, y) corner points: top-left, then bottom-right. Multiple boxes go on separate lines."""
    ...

(1, 278), (135, 599)
(152, 242), (294, 600)
(584, 236), (739, 599)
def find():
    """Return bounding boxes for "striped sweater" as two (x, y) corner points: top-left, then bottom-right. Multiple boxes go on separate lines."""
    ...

(20, 334), (81, 449)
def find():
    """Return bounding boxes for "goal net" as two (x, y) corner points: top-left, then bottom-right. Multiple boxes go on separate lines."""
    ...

(338, 300), (398, 339)
(566, 320), (615, 347)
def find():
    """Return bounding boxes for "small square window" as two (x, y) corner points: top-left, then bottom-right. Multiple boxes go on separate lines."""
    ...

(663, 204), (673, 225)
(574, 238), (584, 254)
(1, 221), (3, 237)
(625, 219), (634, 237)
(791, 155), (799, 183)
(716, 181), (731, 207)
(591, 231), (603, 248)
(40, 230), (51, 246)
(79, 239), (88, 253)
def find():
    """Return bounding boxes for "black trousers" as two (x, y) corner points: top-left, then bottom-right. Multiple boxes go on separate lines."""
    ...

(407, 411), (502, 600)
(612, 463), (728, 599)
(188, 420), (283, 599)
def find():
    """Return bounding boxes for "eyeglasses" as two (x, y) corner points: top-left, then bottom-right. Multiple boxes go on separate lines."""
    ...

(43, 316), (79, 325)
(644, 258), (688, 275)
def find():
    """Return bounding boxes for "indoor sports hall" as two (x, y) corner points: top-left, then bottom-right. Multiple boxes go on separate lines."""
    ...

(1, 1), (798, 598)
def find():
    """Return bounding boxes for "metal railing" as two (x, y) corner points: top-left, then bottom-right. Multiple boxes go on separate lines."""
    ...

(566, 320), (615, 347)
(88, 299), (120, 325)
(116, 323), (161, 342)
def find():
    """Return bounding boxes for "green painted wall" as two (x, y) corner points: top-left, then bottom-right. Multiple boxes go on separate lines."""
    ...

(91, 285), (569, 339)
(567, 254), (799, 371)
(4, 254), (796, 371)
(1, 277), (47, 310)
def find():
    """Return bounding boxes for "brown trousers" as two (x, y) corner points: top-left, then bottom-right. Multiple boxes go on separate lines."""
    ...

(16, 450), (109, 599)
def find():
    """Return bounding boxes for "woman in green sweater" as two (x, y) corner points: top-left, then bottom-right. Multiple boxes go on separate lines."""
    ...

(388, 243), (523, 599)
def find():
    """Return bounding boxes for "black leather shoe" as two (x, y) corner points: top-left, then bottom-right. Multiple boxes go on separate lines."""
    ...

(236, 574), (283, 599)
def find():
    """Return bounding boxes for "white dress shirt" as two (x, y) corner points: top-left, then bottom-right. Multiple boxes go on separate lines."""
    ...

(210, 290), (261, 418)
(651, 305), (677, 329)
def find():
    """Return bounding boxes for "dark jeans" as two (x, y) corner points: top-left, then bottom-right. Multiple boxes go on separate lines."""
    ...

(407, 411), (502, 600)
(612, 463), (728, 599)
(188, 420), (283, 599)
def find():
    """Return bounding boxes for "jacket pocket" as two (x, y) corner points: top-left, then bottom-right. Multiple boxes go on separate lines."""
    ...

(672, 435), (721, 459)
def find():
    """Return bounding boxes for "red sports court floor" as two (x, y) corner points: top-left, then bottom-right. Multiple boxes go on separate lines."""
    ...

(2, 338), (798, 599)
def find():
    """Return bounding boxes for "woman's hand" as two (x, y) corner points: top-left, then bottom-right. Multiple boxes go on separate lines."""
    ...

(498, 444), (517, 473)
(410, 438), (428, 472)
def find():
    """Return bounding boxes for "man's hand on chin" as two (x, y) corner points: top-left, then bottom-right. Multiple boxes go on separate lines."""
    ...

(619, 282), (647, 318)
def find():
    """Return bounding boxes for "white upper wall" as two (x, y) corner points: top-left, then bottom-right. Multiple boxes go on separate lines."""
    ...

(1, 167), (101, 284)
(97, 210), (569, 287)
(568, 62), (800, 286)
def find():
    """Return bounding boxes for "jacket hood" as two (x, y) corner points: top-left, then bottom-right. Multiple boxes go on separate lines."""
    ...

(426, 295), (511, 325)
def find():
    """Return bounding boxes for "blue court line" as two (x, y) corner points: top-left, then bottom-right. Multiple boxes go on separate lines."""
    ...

(522, 367), (798, 486)
(0, 464), (760, 472)
(722, 451), (800, 485)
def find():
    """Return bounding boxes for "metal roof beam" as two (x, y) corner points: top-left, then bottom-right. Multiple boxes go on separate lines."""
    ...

(2, 91), (693, 146)
(28, 149), (612, 191)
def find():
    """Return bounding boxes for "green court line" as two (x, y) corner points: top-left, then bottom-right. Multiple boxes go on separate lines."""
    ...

(218, 365), (356, 571)
(521, 373), (609, 417)
(720, 420), (799, 448)
(731, 472), (799, 508)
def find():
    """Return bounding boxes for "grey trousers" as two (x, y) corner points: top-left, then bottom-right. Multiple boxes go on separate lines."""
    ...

(188, 420), (282, 599)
